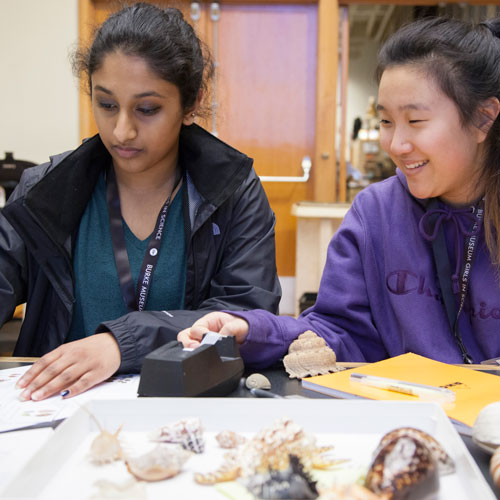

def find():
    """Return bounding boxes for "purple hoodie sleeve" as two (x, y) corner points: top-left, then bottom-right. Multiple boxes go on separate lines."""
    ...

(230, 200), (389, 368)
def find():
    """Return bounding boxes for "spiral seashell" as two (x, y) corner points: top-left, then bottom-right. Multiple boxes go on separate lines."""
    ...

(283, 331), (337, 379)
(149, 417), (205, 453)
(490, 446), (500, 488)
(473, 401), (500, 453)
(245, 373), (272, 390)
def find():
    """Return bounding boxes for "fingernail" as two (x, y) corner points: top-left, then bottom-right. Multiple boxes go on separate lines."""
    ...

(15, 378), (26, 389)
(188, 342), (199, 348)
(60, 390), (70, 397)
(19, 390), (31, 401)
(31, 390), (43, 401)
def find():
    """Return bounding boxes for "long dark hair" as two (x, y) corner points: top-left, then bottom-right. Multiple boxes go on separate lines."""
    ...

(376, 16), (500, 264)
(73, 2), (213, 113)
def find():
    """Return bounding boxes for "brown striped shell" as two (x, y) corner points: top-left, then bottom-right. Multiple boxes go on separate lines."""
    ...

(490, 446), (500, 489)
(376, 427), (455, 475)
(283, 331), (338, 379)
(365, 435), (439, 499)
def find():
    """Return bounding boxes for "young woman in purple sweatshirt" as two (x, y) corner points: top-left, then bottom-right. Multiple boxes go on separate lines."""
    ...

(179, 16), (500, 367)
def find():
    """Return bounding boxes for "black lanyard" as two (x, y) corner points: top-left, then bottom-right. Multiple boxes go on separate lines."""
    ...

(428, 199), (484, 363)
(106, 166), (181, 312)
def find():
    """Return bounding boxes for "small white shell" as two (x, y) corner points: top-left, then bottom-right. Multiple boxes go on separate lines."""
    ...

(245, 373), (271, 390)
(472, 401), (500, 453)
(90, 426), (122, 464)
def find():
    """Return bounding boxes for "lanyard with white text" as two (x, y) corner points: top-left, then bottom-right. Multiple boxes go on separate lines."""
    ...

(106, 166), (181, 312)
(430, 198), (484, 364)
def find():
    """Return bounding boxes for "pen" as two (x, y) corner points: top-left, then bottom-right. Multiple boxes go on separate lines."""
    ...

(349, 373), (456, 403)
(249, 388), (284, 399)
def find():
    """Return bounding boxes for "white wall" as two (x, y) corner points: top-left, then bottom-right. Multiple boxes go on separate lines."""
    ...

(0, 0), (79, 165)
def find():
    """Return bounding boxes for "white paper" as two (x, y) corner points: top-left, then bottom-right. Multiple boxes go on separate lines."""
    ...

(0, 366), (139, 432)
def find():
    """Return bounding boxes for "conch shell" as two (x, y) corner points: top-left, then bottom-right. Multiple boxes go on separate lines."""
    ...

(283, 331), (338, 379)
(149, 417), (205, 453)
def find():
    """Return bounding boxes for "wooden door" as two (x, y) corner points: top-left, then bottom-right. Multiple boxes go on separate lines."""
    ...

(78, 0), (338, 280)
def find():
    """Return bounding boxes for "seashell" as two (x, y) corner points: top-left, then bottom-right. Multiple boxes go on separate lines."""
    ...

(149, 417), (205, 453)
(365, 435), (440, 499)
(490, 446), (500, 488)
(376, 427), (455, 475)
(245, 373), (272, 390)
(216, 430), (247, 449)
(240, 455), (318, 500)
(90, 479), (147, 500)
(473, 401), (500, 454)
(90, 425), (123, 464)
(194, 462), (241, 485)
(125, 444), (192, 481)
(317, 484), (381, 500)
(283, 331), (337, 379)
(195, 417), (340, 484)
(288, 330), (327, 352)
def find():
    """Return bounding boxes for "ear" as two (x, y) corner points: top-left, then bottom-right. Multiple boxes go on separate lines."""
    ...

(476, 97), (500, 143)
(183, 90), (203, 126)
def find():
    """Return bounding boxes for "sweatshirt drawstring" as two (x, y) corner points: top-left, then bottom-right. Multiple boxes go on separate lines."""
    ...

(418, 205), (482, 294)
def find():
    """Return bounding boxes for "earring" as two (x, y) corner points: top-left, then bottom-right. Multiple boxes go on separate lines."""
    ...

(191, 113), (196, 117)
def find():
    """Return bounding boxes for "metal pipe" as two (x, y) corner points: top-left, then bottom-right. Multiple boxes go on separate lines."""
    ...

(259, 156), (312, 183)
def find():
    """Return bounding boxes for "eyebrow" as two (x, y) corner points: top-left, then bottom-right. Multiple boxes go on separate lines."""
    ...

(93, 85), (165, 99)
(377, 103), (431, 112)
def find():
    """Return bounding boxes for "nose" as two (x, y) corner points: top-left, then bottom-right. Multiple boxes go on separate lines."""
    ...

(113, 110), (137, 143)
(388, 127), (413, 156)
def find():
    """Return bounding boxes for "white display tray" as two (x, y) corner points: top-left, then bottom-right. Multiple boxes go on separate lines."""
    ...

(2, 398), (495, 500)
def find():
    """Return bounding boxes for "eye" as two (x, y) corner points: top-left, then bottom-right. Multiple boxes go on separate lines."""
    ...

(409, 120), (427, 124)
(137, 106), (160, 116)
(379, 119), (391, 126)
(97, 101), (117, 111)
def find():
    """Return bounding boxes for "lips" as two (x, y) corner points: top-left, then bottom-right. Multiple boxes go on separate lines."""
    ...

(114, 145), (142, 159)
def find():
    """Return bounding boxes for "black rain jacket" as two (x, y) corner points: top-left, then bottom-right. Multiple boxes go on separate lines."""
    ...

(0, 124), (281, 371)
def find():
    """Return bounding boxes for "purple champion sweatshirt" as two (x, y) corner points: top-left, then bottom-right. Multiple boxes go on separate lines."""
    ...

(234, 170), (500, 368)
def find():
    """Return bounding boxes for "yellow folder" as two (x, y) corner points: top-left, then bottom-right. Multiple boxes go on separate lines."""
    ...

(302, 352), (500, 429)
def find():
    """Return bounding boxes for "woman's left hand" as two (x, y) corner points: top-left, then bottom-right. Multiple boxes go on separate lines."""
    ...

(15, 333), (121, 401)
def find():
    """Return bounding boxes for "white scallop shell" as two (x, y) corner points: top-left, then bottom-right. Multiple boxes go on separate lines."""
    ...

(472, 401), (500, 454)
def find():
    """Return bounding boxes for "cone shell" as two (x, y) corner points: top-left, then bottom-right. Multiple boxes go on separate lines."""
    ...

(376, 427), (455, 475)
(283, 331), (337, 379)
(149, 417), (205, 453)
(365, 435), (439, 499)
(490, 446), (500, 488)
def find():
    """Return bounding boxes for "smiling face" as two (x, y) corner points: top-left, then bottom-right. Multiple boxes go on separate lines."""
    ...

(91, 51), (196, 178)
(378, 65), (486, 206)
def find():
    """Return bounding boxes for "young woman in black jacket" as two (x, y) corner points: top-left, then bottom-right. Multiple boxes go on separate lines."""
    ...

(10, 3), (280, 401)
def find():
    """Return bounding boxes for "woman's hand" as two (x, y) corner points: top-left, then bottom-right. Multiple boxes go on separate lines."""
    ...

(177, 312), (250, 348)
(15, 333), (121, 401)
